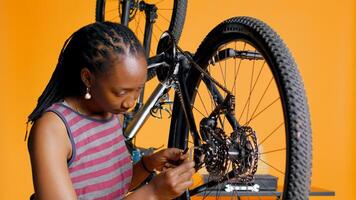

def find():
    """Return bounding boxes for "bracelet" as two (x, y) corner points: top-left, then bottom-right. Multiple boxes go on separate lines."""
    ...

(141, 157), (154, 173)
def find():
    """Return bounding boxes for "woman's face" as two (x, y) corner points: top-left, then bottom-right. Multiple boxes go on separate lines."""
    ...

(90, 54), (147, 114)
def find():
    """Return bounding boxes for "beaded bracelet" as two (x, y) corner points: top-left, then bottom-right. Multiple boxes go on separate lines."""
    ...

(141, 157), (154, 173)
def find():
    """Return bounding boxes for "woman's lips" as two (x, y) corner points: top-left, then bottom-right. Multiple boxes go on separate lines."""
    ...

(114, 109), (128, 114)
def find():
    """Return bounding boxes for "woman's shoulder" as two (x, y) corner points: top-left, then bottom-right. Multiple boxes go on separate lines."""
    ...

(27, 112), (77, 199)
(28, 112), (72, 158)
(31, 112), (66, 135)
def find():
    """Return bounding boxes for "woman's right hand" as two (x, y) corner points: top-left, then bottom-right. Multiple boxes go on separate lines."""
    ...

(149, 160), (195, 200)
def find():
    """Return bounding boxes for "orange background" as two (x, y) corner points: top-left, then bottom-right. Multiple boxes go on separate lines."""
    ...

(0, 0), (355, 199)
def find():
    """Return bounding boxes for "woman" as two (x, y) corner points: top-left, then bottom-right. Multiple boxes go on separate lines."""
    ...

(27, 21), (195, 200)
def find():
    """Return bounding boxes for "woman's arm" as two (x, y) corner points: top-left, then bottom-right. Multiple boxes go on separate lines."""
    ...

(129, 156), (152, 190)
(28, 112), (77, 200)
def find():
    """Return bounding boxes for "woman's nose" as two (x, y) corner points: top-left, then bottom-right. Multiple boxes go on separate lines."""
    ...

(122, 96), (135, 109)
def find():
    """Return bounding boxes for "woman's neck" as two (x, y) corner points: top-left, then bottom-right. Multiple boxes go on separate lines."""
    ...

(64, 96), (112, 120)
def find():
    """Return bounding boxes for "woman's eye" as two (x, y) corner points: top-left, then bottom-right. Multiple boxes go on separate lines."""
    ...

(116, 90), (127, 96)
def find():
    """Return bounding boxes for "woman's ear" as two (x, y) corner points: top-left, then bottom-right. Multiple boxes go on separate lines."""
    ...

(80, 68), (94, 87)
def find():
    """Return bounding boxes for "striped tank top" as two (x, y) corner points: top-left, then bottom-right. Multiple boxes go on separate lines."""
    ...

(46, 101), (133, 199)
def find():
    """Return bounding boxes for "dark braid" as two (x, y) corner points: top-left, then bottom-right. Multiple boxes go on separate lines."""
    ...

(27, 22), (145, 124)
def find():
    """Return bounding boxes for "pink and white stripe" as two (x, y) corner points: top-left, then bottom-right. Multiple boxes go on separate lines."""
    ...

(47, 101), (133, 199)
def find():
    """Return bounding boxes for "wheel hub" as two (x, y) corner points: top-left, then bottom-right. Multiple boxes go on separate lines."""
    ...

(199, 117), (259, 182)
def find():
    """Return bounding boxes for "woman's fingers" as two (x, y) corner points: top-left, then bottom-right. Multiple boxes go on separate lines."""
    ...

(174, 179), (194, 192)
(171, 168), (195, 192)
(166, 148), (184, 160)
(176, 168), (195, 183)
(164, 162), (176, 168)
(150, 159), (195, 199)
(180, 152), (189, 160)
(171, 160), (195, 175)
(154, 148), (192, 172)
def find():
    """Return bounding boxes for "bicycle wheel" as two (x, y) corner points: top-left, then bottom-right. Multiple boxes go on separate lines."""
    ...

(169, 16), (312, 200)
(95, 0), (187, 56)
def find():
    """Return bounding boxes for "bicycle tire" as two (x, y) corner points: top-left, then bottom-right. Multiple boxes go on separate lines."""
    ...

(169, 16), (312, 200)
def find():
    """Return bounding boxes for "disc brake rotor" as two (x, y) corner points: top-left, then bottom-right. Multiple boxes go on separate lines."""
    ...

(198, 119), (259, 182)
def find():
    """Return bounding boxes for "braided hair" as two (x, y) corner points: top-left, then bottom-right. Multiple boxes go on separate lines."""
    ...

(27, 22), (145, 124)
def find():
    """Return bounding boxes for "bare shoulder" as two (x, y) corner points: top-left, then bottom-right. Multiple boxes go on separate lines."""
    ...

(28, 111), (72, 161)
(28, 112), (77, 199)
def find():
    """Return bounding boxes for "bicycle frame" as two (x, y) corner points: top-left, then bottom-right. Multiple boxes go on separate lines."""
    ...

(123, 56), (200, 144)
(124, 46), (237, 146)
(122, 43), (241, 199)
(119, 0), (238, 149)
(120, 1), (240, 198)
(124, 80), (169, 140)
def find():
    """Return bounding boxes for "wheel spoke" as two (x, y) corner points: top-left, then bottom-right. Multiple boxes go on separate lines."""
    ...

(207, 68), (215, 112)
(153, 22), (165, 33)
(222, 44), (229, 127)
(133, 13), (142, 36)
(258, 122), (284, 147)
(217, 50), (228, 89)
(245, 97), (280, 126)
(231, 42), (245, 93)
(109, 14), (119, 21)
(224, 44), (228, 89)
(217, 114), (225, 129)
(105, 7), (120, 13)
(192, 104), (207, 118)
(157, 12), (171, 24)
(196, 89), (209, 116)
(238, 60), (265, 123)
(246, 50), (256, 123)
(259, 158), (285, 175)
(248, 76), (273, 123)
(259, 148), (286, 155)
(151, 26), (160, 43)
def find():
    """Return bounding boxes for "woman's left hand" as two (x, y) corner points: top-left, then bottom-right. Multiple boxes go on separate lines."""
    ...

(143, 148), (188, 172)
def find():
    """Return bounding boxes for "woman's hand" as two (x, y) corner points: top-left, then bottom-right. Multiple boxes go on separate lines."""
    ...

(143, 148), (188, 172)
(126, 148), (195, 200)
(148, 160), (195, 200)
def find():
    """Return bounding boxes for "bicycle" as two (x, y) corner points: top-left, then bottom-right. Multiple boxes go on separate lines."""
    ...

(96, 1), (312, 200)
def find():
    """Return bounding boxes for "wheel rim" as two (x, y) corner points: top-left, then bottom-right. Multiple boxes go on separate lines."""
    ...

(188, 39), (288, 200)
(98, 0), (176, 56)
